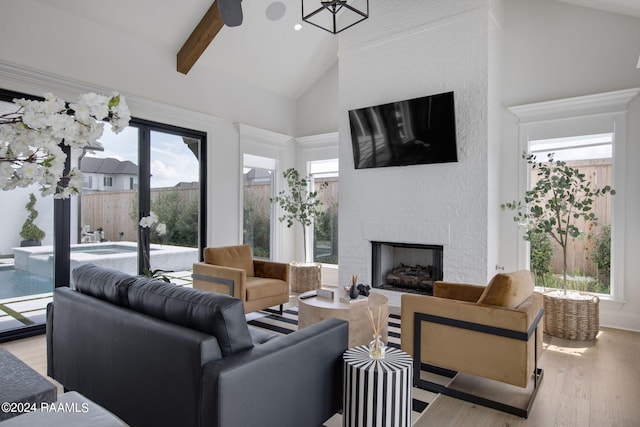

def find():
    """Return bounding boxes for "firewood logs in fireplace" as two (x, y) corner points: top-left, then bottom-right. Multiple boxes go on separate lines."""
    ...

(385, 264), (433, 294)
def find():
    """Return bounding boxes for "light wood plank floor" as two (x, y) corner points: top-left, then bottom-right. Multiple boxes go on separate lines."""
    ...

(415, 327), (640, 427)
(2, 327), (639, 427)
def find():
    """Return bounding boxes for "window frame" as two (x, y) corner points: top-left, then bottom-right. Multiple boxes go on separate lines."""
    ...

(0, 87), (207, 342)
(242, 154), (277, 260)
(238, 124), (288, 261)
(308, 158), (339, 265)
(508, 89), (638, 301)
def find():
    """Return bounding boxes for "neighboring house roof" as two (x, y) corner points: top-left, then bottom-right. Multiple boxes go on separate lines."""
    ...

(81, 157), (138, 175)
(174, 181), (199, 188)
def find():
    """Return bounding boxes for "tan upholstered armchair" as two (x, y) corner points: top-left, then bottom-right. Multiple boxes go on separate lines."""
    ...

(401, 270), (544, 418)
(192, 245), (290, 314)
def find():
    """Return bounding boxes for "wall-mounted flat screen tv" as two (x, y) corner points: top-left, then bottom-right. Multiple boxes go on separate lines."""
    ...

(348, 91), (458, 169)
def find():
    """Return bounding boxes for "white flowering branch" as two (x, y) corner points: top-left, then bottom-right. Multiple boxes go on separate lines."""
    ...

(139, 211), (169, 280)
(0, 92), (130, 198)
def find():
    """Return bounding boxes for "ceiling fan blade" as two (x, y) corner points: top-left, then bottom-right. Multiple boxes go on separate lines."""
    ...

(217, 0), (243, 27)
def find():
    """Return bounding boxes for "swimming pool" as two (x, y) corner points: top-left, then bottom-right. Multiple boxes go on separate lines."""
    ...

(13, 241), (198, 281)
(0, 267), (52, 300)
(71, 245), (138, 255)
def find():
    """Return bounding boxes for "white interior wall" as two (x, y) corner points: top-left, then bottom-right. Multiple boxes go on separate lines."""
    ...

(500, 0), (640, 331)
(1, 0), (639, 329)
(502, 0), (640, 106)
(0, 0), (296, 136)
(296, 63), (339, 137)
(338, 0), (497, 299)
(0, 0), (302, 253)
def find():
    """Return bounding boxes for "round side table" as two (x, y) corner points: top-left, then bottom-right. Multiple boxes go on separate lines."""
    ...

(298, 292), (388, 348)
(342, 346), (413, 427)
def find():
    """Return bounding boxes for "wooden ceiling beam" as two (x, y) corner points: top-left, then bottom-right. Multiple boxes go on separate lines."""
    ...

(177, 1), (225, 75)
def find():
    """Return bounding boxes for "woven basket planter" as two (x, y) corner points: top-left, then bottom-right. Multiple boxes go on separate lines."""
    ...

(289, 262), (322, 293)
(543, 292), (599, 341)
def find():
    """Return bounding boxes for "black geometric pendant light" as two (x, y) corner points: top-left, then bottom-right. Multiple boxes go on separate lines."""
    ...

(301, 0), (369, 34)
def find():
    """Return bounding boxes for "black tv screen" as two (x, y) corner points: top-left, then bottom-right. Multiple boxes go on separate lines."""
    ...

(348, 91), (458, 169)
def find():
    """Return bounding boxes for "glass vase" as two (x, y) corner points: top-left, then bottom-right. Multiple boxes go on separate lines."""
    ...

(368, 334), (386, 359)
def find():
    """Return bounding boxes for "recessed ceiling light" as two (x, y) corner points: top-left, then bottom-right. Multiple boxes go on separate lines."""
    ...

(294, 23), (303, 31)
(266, 2), (286, 21)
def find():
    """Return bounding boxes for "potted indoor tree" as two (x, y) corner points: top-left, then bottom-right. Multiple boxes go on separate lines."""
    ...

(502, 153), (615, 340)
(20, 193), (46, 246)
(271, 168), (328, 292)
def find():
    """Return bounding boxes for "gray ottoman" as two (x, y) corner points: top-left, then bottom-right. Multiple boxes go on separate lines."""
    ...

(0, 349), (56, 421)
(0, 392), (128, 426)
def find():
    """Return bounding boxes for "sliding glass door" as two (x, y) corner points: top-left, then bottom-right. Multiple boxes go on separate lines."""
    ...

(0, 87), (207, 341)
(78, 120), (206, 278)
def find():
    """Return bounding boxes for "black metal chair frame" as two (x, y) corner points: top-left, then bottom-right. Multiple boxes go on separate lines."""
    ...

(412, 308), (544, 418)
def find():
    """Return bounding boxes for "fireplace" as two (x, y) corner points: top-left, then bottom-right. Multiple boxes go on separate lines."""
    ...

(371, 242), (443, 295)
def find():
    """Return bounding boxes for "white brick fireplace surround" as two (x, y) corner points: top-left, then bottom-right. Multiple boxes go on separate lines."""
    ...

(337, 1), (503, 306)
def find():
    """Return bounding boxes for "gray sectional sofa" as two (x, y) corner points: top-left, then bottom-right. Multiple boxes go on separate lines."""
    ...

(47, 264), (348, 427)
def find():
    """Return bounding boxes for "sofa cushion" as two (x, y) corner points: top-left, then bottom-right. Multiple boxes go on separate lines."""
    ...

(128, 278), (253, 356)
(245, 277), (289, 301)
(204, 245), (255, 277)
(477, 270), (535, 309)
(72, 263), (136, 307)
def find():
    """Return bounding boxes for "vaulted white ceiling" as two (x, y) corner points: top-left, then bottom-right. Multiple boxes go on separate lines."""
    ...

(557, 0), (640, 18)
(33, 0), (337, 100)
(33, 0), (640, 101)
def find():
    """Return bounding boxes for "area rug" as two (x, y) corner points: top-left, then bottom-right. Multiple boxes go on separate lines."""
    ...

(248, 307), (452, 427)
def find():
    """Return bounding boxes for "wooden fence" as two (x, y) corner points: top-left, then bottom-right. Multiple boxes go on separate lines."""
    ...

(81, 187), (199, 242)
(531, 159), (612, 277)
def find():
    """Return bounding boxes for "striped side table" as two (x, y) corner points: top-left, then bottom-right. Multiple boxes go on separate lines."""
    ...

(342, 346), (413, 427)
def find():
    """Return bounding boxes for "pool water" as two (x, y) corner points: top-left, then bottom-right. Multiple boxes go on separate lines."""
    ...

(71, 245), (138, 255)
(0, 268), (53, 299)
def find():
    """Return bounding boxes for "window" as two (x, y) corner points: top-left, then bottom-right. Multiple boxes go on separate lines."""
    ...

(528, 133), (614, 294)
(509, 88), (636, 299)
(81, 121), (206, 275)
(309, 159), (339, 265)
(243, 154), (276, 259)
(0, 86), (207, 341)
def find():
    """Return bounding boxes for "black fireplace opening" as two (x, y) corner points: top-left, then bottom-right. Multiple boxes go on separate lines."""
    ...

(371, 242), (443, 295)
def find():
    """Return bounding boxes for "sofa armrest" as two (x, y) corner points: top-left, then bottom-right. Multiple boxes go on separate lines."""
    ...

(192, 262), (246, 300)
(433, 281), (485, 302)
(48, 288), (223, 427)
(201, 318), (348, 427)
(253, 259), (289, 283)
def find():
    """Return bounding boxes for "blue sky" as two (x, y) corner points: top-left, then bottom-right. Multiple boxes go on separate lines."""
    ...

(87, 125), (199, 188)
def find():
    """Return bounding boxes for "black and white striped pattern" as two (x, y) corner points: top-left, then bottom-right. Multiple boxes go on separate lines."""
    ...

(248, 307), (447, 426)
(343, 346), (413, 427)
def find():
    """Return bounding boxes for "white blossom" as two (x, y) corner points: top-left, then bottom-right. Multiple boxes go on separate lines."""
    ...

(139, 214), (157, 228)
(1, 91), (129, 198)
(155, 223), (167, 236)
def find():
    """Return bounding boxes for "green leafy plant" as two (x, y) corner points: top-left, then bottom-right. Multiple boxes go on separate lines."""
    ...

(313, 201), (339, 264)
(20, 193), (45, 242)
(502, 153), (615, 294)
(592, 225), (611, 289)
(151, 191), (198, 247)
(271, 168), (327, 262)
(528, 228), (554, 278)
